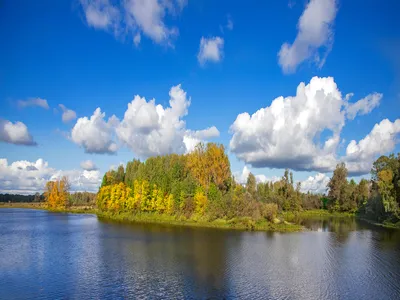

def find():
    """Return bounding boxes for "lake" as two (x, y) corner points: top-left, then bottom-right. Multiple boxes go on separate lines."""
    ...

(1, 209), (399, 299)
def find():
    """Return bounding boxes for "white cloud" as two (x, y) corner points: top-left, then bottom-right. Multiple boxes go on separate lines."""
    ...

(233, 166), (280, 185)
(71, 85), (218, 157)
(346, 93), (382, 120)
(197, 37), (224, 65)
(80, 0), (120, 31)
(117, 84), (218, 157)
(0, 119), (36, 146)
(0, 158), (101, 195)
(134, 32), (141, 46)
(80, 160), (98, 171)
(80, 0), (186, 45)
(17, 98), (49, 109)
(229, 76), (388, 176)
(71, 108), (119, 154)
(278, 0), (338, 73)
(59, 104), (77, 123)
(183, 126), (220, 153)
(300, 173), (329, 194)
(345, 119), (400, 175)
(230, 76), (344, 172)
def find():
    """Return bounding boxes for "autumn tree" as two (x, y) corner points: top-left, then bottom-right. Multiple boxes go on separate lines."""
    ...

(45, 176), (70, 210)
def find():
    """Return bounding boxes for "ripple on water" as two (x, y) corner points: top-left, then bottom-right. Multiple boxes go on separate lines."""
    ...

(0, 209), (400, 299)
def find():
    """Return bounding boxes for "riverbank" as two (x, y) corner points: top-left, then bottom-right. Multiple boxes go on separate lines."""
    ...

(3, 203), (398, 231)
(357, 216), (400, 229)
(0, 202), (301, 232)
(282, 209), (355, 221)
(0, 202), (96, 214)
(97, 211), (303, 232)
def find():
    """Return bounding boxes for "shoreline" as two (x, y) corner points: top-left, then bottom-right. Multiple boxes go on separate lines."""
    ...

(2, 203), (398, 231)
(0, 202), (301, 232)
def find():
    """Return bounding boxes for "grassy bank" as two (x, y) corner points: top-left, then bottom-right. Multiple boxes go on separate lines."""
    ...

(357, 216), (400, 230)
(5, 204), (398, 231)
(0, 202), (96, 214)
(282, 209), (355, 221)
(97, 211), (303, 232)
(1, 202), (301, 232)
(0, 202), (45, 209)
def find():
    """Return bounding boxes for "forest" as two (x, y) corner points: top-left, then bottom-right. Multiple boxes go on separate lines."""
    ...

(90, 143), (399, 227)
(9, 142), (392, 228)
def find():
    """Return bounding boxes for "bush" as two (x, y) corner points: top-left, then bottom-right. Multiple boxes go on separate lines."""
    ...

(261, 203), (278, 222)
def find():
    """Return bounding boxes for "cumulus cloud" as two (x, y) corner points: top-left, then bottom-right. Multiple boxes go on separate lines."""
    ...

(80, 160), (98, 171)
(300, 173), (329, 194)
(183, 126), (220, 153)
(0, 158), (101, 194)
(346, 93), (382, 120)
(59, 104), (77, 123)
(278, 0), (338, 73)
(71, 85), (219, 157)
(345, 119), (400, 175)
(233, 166), (280, 185)
(230, 77), (344, 172)
(117, 84), (218, 157)
(17, 97), (49, 109)
(71, 108), (119, 154)
(197, 37), (224, 65)
(79, 0), (186, 45)
(0, 119), (36, 146)
(229, 76), (389, 176)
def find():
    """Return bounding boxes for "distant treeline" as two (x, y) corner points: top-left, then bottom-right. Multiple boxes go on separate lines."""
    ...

(327, 154), (400, 224)
(0, 191), (96, 207)
(0, 193), (42, 203)
(18, 142), (398, 227)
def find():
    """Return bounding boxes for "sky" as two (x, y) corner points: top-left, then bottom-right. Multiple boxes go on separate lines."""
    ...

(1, 0), (399, 195)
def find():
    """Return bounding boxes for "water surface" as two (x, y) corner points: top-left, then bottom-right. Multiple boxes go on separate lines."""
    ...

(1, 209), (399, 299)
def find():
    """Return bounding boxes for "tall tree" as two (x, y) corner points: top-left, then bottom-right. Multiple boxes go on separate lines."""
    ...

(246, 172), (257, 196)
(328, 163), (348, 211)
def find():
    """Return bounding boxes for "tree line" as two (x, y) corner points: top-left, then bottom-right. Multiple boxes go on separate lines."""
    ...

(327, 154), (400, 224)
(97, 143), (323, 224)
(19, 141), (396, 227)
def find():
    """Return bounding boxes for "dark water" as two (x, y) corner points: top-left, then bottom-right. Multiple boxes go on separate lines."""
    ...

(1, 209), (400, 300)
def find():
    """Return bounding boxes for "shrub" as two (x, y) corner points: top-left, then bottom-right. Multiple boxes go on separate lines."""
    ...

(261, 203), (278, 222)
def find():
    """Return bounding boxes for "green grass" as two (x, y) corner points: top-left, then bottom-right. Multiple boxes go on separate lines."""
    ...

(0, 202), (45, 209)
(97, 211), (303, 232)
(0, 202), (97, 214)
(282, 209), (355, 220)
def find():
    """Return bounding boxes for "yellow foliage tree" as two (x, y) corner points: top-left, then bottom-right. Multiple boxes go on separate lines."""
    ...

(45, 176), (70, 210)
(166, 194), (174, 215)
(140, 180), (150, 211)
(155, 189), (165, 213)
(186, 143), (231, 190)
(194, 187), (208, 215)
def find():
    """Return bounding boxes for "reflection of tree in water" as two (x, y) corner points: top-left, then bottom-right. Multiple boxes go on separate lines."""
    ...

(97, 221), (233, 299)
(299, 216), (358, 243)
(370, 227), (400, 251)
(180, 228), (231, 298)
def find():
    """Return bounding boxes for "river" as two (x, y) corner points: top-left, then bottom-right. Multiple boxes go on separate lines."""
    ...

(0, 208), (399, 299)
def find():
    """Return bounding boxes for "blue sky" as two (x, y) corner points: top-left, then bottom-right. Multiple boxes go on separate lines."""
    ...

(1, 0), (399, 194)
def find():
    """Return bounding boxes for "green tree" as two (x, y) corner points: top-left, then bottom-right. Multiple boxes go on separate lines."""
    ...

(328, 162), (349, 211)
(246, 172), (256, 196)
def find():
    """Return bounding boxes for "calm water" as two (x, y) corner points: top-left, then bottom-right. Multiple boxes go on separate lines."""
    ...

(1, 209), (400, 300)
